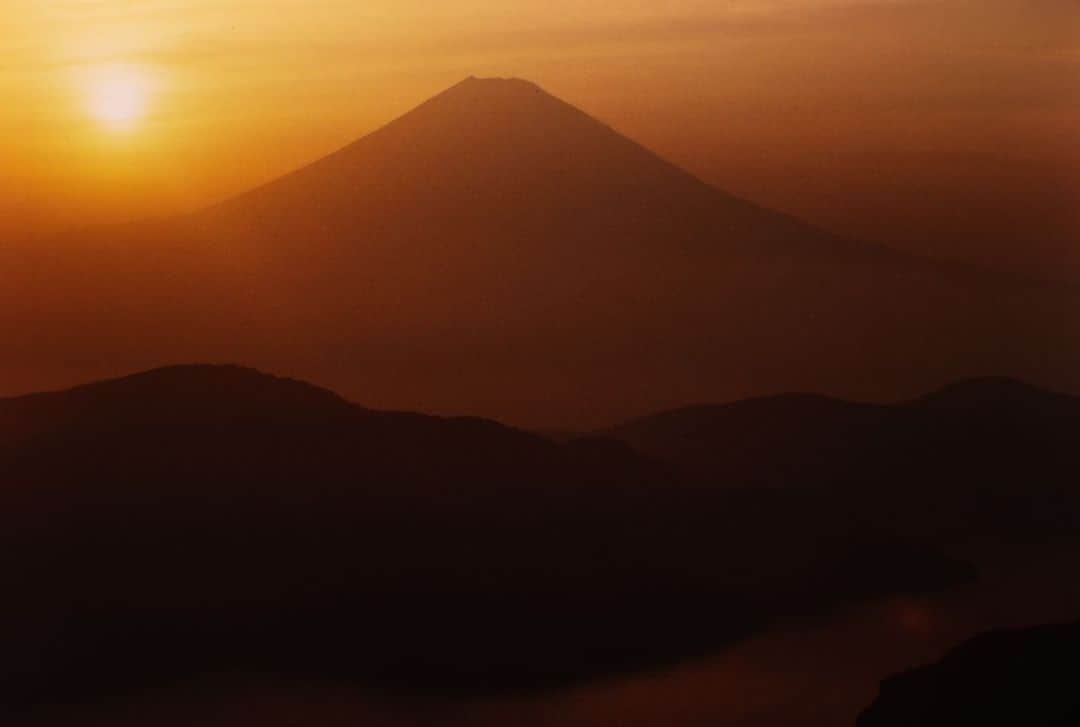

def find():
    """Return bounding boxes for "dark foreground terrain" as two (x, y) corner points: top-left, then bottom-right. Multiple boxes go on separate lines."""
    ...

(860, 619), (1080, 726)
(1, 366), (1077, 724)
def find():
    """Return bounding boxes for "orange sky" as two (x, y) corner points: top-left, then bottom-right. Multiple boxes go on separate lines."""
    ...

(3, 0), (1078, 276)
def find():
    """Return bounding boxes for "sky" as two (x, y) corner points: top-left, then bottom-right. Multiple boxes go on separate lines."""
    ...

(2, 0), (1078, 277)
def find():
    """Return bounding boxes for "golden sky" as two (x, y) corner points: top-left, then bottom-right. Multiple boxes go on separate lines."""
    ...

(2, 1), (1078, 273)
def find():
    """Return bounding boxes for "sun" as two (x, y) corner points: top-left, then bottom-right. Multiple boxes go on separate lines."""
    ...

(85, 66), (149, 132)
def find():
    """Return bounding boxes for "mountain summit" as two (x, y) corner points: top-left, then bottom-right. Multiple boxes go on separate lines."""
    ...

(3, 78), (1079, 424)
(213, 74), (805, 255)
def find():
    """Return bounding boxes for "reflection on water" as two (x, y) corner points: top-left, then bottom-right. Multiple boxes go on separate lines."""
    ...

(25, 539), (1080, 727)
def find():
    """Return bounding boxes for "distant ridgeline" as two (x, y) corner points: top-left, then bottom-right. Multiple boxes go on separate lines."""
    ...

(602, 376), (1080, 542)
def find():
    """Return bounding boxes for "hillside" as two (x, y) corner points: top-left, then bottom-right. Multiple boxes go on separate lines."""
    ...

(0, 365), (972, 714)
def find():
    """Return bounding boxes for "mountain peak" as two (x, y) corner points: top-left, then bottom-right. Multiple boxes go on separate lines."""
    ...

(407, 75), (558, 119)
(404, 74), (581, 123)
(453, 75), (544, 93)
(220, 71), (720, 230)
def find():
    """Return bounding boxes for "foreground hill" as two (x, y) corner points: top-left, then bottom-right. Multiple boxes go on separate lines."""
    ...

(604, 378), (1080, 542)
(858, 620), (1080, 726)
(0, 365), (970, 715)
(3, 77), (1080, 425)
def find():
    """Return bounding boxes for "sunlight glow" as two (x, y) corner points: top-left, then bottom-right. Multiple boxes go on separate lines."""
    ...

(85, 66), (149, 132)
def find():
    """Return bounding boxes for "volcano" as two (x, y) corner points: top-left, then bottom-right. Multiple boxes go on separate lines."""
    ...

(3, 77), (1078, 425)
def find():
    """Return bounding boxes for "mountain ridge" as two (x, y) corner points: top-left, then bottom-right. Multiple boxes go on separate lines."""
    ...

(606, 375), (1074, 430)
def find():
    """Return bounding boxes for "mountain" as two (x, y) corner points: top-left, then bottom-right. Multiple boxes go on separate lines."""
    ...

(0, 365), (972, 715)
(604, 393), (889, 486)
(603, 378), (1080, 542)
(0, 363), (650, 489)
(858, 620), (1080, 726)
(4, 77), (1080, 425)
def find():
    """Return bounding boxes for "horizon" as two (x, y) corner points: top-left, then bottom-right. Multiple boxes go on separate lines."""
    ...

(3, 1), (1078, 279)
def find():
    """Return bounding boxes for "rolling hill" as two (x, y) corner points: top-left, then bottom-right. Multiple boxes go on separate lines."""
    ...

(603, 378), (1080, 542)
(0, 365), (971, 715)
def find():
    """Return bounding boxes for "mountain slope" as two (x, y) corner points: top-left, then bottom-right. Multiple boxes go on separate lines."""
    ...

(3, 77), (1079, 425)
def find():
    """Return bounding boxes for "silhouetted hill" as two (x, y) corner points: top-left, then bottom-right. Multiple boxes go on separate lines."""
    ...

(0, 364), (658, 503)
(604, 379), (1080, 541)
(605, 394), (888, 487)
(0, 366), (972, 715)
(913, 376), (1079, 413)
(0, 365), (354, 440)
(858, 620), (1080, 726)
(4, 77), (1080, 425)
